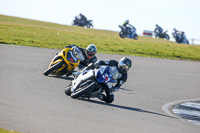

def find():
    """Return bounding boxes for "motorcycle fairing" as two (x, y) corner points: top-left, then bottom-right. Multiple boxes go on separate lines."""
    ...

(71, 69), (95, 92)
(95, 66), (117, 83)
(48, 48), (81, 75)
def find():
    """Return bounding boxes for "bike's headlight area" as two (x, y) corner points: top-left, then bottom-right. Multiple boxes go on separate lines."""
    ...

(109, 66), (119, 80)
(107, 83), (113, 89)
(112, 73), (118, 80)
(67, 51), (78, 63)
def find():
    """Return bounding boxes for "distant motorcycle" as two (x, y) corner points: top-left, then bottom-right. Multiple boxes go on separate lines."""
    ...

(43, 46), (85, 76)
(72, 17), (93, 29)
(119, 25), (138, 40)
(65, 65), (120, 103)
(154, 30), (170, 40)
(172, 31), (189, 44)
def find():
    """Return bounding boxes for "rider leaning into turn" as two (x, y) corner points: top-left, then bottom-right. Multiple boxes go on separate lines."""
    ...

(79, 13), (87, 24)
(65, 44), (97, 75)
(172, 28), (180, 38)
(154, 24), (163, 37)
(123, 20), (136, 34)
(83, 57), (132, 103)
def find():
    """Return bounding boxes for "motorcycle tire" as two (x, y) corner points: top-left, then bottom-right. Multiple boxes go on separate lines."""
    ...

(71, 81), (97, 99)
(165, 34), (170, 40)
(119, 31), (126, 38)
(87, 24), (93, 29)
(43, 61), (63, 76)
(186, 40), (189, 44)
(134, 34), (138, 40)
(65, 85), (71, 96)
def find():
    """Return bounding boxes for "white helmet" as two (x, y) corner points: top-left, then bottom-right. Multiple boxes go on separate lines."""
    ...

(86, 44), (97, 59)
(118, 57), (132, 73)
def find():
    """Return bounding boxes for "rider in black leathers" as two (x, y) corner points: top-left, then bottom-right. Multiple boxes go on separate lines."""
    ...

(154, 24), (163, 37)
(79, 13), (87, 25)
(83, 57), (132, 103)
(172, 28), (189, 44)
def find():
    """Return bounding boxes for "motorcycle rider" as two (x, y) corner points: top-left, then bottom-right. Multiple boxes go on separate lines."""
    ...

(180, 32), (189, 44)
(181, 32), (186, 39)
(65, 44), (97, 76)
(154, 24), (163, 37)
(172, 28), (179, 36)
(79, 13), (87, 25)
(122, 20), (136, 35)
(82, 57), (132, 103)
(172, 28), (181, 42)
(172, 28), (188, 44)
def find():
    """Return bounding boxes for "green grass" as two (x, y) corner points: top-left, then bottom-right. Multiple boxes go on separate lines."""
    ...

(1, 14), (200, 61)
(0, 128), (20, 133)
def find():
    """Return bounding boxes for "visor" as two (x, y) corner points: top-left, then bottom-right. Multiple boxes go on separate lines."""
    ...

(87, 51), (95, 59)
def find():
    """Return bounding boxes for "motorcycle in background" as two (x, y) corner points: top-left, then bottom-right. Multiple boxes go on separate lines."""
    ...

(65, 65), (120, 103)
(119, 25), (138, 40)
(72, 16), (93, 29)
(43, 46), (85, 76)
(172, 30), (189, 44)
(154, 29), (170, 40)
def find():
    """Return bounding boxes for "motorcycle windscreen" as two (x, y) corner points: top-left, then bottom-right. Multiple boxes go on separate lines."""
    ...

(67, 47), (85, 63)
(72, 46), (85, 61)
(109, 66), (120, 80)
(96, 66), (117, 83)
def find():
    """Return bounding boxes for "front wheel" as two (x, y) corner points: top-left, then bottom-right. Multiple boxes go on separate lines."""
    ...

(186, 40), (189, 44)
(165, 34), (170, 40)
(65, 85), (71, 96)
(71, 81), (97, 99)
(43, 61), (63, 76)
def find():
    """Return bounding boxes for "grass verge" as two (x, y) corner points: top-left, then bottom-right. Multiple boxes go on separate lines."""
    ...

(0, 128), (20, 133)
(0, 14), (200, 61)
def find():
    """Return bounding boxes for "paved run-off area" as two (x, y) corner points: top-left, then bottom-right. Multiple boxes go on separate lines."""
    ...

(0, 44), (200, 133)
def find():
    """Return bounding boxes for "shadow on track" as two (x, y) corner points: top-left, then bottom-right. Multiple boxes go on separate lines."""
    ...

(77, 98), (176, 119)
(120, 88), (133, 92)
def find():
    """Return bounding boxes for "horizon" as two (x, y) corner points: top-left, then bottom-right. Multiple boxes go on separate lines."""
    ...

(0, 0), (200, 45)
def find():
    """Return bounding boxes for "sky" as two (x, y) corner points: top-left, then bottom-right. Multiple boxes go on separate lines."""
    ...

(0, 0), (200, 44)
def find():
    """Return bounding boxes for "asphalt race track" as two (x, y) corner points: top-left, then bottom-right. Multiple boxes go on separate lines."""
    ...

(0, 44), (200, 133)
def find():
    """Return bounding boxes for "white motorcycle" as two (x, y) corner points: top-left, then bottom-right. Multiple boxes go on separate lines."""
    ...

(64, 65), (120, 101)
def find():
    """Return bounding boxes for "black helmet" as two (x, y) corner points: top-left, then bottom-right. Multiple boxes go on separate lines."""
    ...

(118, 57), (132, 73)
(126, 20), (129, 23)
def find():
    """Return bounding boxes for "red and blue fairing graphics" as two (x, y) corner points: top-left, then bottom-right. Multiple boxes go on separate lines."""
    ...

(96, 66), (117, 87)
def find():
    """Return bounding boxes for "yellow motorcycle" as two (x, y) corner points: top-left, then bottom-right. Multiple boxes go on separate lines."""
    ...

(43, 46), (85, 76)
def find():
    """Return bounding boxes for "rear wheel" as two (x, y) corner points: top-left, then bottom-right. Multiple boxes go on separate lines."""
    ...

(43, 61), (63, 76)
(134, 34), (138, 40)
(87, 24), (93, 29)
(71, 81), (97, 99)
(65, 85), (71, 96)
